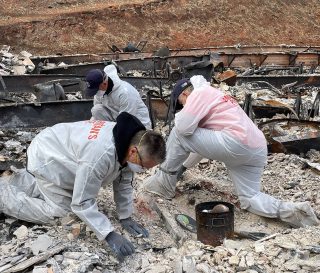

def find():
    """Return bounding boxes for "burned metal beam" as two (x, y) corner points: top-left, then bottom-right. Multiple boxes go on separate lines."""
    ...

(39, 55), (211, 75)
(37, 52), (320, 74)
(0, 95), (296, 129)
(0, 100), (93, 128)
(1, 75), (84, 93)
(236, 75), (320, 88)
(258, 119), (320, 154)
(0, 98), (169, 129)
(30, 45), (320, 66)
(0, 75), (169, 93)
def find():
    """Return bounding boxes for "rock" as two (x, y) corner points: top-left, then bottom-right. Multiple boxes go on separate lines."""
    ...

(254, 242), (265, 253)
(228, 255), (239, 265)
(246, 254), (255, 267)
(31, 234), (53, 255)
(145, 265), (169, 273)
(182, 256), (196, 273)
(71, 223), (81, 238)
(223, 239), (243, 250)
(63, 251), (83, 260)
(276, 241), (297, 250)
(13, 225), (28, 239)
(196, 263), (211, 273)
(141, 257), (150, 268)
(32, 267), (47, 273)
(238, 256), (247, 270)
(54, 254), (64, 264)
(67, 233), (74, 241)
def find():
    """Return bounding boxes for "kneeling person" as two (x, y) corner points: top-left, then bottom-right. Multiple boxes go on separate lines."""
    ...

(0, 112), (166, 261)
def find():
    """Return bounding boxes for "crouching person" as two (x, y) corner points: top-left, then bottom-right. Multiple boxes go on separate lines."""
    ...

(0, 112), (166, 262)
(142, 75), (319, 228)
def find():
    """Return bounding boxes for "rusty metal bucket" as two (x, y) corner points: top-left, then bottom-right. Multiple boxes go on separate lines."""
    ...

(195, 201), (234, 246)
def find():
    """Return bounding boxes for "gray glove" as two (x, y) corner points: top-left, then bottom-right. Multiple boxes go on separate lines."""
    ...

(120, 217), (149, 238)
(177, 165), (187, 180)
(105, 231), (135, 262)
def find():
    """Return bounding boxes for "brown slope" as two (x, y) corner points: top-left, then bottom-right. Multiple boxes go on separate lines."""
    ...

(0, 0), (319, 55)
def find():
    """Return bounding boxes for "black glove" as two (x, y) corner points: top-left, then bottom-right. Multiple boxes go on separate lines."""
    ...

(105, 231), (135, 262)
(120, 217), (149, 238)
(177, 165), (187, 180)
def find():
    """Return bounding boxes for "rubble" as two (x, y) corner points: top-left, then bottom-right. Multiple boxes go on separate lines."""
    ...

(0, 46), (35, 75)
(0, 48), (320, 272)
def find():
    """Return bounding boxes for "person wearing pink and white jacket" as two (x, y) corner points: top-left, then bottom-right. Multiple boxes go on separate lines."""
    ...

(142, 75), (319, 228)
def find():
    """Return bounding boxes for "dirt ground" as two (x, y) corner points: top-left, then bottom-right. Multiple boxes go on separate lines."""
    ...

(1, 0), (320, 55)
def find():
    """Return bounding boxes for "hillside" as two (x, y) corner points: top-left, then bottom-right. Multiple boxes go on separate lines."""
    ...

(1, 0), (320, 54)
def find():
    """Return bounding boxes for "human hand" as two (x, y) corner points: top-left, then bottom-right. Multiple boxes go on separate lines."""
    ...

(105, 231), (135, 262)
(120, 217), (149, 238)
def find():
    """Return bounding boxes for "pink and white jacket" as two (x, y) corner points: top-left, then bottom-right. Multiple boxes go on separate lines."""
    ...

(175, 81), (266, 149)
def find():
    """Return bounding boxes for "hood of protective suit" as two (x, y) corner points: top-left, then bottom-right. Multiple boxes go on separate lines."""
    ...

(104, 64), (122, 92)
(113, 112), (146, 165)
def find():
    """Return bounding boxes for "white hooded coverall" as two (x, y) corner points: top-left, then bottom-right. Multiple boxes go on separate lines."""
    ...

(0, 120), (134, 241)
(91, 64), (152, 129)
(143, 76), (319, 228)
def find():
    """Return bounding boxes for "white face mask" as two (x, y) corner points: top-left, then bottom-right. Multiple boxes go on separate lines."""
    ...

(127, 162), (145, 173)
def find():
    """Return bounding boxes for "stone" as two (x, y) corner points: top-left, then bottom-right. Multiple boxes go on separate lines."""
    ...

(32, 267), (47, 273)
(141, 257), (150, 268)
(63, 252), (83, 260)
(182, 256), (196, 273)
(13, 225), (28, 239)
(223, 239), (243, 250)
(276, 241), (297, 250)
(196, 263), (211, 273)
(238, 256), (247, 270)
(67, 233), (74, 241)
(71, 223), (81, 238)
(31, 234), (53, 255)
(254, 242), (265, 253)
(246, 254), (255, 267)
(228, 255), (239, 265)
(54, 254), (64, 264)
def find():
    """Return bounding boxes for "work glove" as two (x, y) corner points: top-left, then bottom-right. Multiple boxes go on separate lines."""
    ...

(105, 231), (135, 262)
(176, 165), (187, 181)
(120, 217), (149, 238)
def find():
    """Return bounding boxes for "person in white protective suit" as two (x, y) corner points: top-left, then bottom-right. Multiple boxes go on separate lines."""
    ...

(0, 112), (166, 262)
(85, 64), (152, 129)
(142, 75), (320, 228)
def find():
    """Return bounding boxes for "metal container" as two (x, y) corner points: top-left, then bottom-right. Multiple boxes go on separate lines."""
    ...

(195, 201), (234, 246)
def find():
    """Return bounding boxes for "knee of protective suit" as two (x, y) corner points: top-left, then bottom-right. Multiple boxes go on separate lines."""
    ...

(141, 169), (177, 199)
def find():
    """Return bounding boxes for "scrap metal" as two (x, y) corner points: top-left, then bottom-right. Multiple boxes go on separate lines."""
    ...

(259, 119), (320, 154)
(30, 45), (320, 67)
(0, 98), (168, 128)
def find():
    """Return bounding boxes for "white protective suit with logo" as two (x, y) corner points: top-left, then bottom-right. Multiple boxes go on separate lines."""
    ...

(0, 119), (136, 241)
(91, 64), (152, 129)
(143, 76), (319, 228)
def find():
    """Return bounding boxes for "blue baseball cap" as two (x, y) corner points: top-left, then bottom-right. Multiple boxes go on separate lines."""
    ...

(85, 69), (107, 97)
(171, 78), (192, 111)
